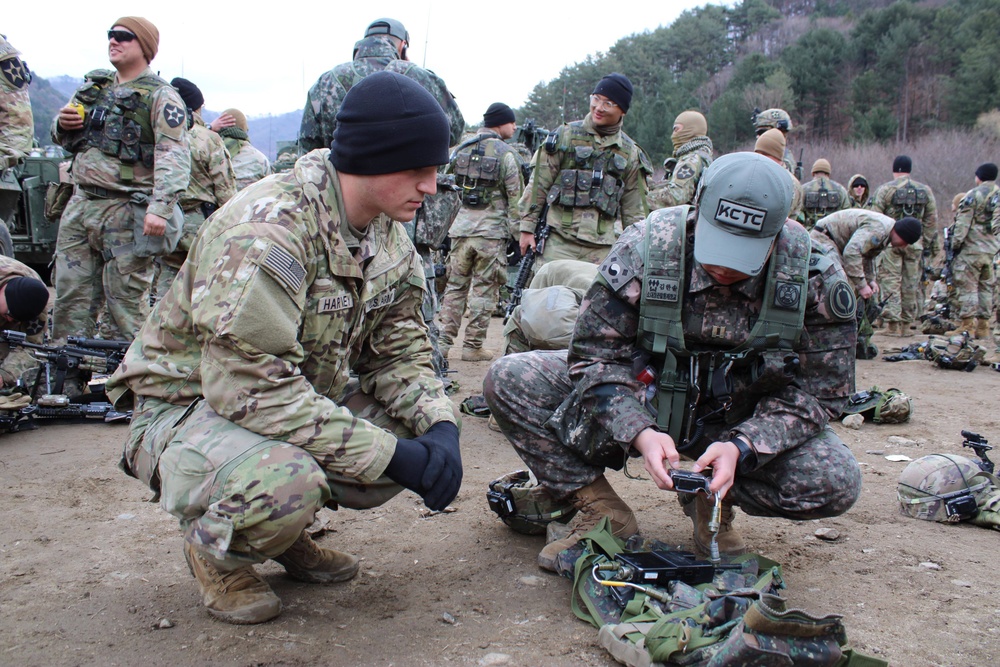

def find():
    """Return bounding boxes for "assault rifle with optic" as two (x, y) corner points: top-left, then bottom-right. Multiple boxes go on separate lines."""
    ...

(503, 200), (551, 324)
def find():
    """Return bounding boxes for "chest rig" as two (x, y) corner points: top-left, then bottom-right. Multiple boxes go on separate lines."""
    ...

(888, 178), (929, 219)
(451, 133), (512, 208)
(546, 121), (634, 220)
(636, 210), (811, 451)
(74, 69), (166, 181)
(803, 178), (843, 220)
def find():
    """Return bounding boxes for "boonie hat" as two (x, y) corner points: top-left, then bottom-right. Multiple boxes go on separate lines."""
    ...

(694, 152), (793, 276)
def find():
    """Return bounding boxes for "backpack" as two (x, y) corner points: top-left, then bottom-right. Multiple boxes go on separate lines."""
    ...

(924, 333), (986, 371)
(841, 386), (912, 424)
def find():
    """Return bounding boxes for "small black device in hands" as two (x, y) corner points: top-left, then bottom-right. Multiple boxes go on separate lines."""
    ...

(668, 469), (711, 495)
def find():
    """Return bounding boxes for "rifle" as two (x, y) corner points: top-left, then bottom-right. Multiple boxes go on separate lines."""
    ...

(941, 225), (955, 293)
(794, 148), (804, 181)
(0, 397), (132, 434)
(962, 430), (994, 474)
(503, 201), (551, 324)
(1, 330), (129, 397)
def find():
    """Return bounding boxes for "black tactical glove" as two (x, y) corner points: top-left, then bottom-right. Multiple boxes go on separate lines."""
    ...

(416, 421), (462, 511)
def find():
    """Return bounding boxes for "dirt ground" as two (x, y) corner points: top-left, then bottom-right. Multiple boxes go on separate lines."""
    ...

(1, 322), (999, 667)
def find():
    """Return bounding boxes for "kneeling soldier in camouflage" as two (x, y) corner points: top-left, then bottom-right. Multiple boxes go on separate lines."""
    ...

(108, 72), (462, 623)
(485, 152), (862, 572)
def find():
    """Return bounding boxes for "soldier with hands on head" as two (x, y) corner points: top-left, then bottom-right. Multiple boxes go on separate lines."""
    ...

(486, 152), (861, 572)
(107, 72), (463, 624)
(518, 73), (650, 268)
(51, 17), (190, 342)
(648, 110), (713, 210)
(153, 77), (236, 300)
(868, 155), (938, 335)
(435, 103), (523, 363)
(212, 108), (271, 191)
(799, 159), (849, 229)
(0, 34), (33, 171)
(947, 162), (999, 339)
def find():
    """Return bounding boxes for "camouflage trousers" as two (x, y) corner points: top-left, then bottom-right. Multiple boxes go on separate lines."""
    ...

(53, 192), (153, 340)
(537, 231), (612, 270)
(483, 350), (861, 520)
(951, 251), (994, 320)
(151, 209), (206, 304)
(436, 236), (506, 351)
(878, 244), (922, 323)
(123, 389), (429, 567)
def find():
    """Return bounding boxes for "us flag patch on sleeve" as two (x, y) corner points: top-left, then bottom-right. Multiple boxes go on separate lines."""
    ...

(261, 244), (306, 294)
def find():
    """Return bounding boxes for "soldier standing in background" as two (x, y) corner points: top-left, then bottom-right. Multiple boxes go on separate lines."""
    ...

(947, 163), (999, 340)
(0, 35), (33, 171)
(648, 110), (713, 210)
(50, 17), (189, 341)
(107, 72), (463, 625)
(848, 174), (870, 208)
(752, 108), (797, 177)
(519, 73), (650, 268)
(435, 103), (523, 363)
(799, 159), (849, 229)
(152, 77), (236, 301)
(213, 109), (271, 191)
(869, 155), (938, 336)
(753, 128), (803, 219)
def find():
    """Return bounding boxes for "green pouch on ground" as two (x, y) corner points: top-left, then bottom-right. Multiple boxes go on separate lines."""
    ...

(130, 192), (184, 258)
(841, 386), (912, 424)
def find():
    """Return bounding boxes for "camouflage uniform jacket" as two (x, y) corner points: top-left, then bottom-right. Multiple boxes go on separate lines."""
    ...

(568, 206), (856, 467)
(0, 36), (33, 171)
(519, 114), (650, 246)
(107, 149), (456, 483)
(50, 66), (189, 219)
(952, 180), (1000, 256)
(799, 175), (850, 228)
(812, 209), (895, 290)
(0, 255), (47, 376)
(447, 129), (523, 240)
(180, 115), (236, 210)
(869, 175), (938, 252)
(384, 60), (465, 146)
(848, 174), (869, 208)
(648, 136), (713, 209)
(222, 133), (272, 191)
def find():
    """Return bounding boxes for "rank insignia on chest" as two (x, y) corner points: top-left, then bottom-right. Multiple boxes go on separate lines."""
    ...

(644, 277), (680, 303)
(365, 288), (396, 312)
(319, 293), (354, 313)
(774, 281), (802, 310)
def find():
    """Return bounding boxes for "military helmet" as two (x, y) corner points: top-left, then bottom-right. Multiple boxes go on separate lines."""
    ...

(897, 454), (992, 522)
(752, 108), (793, 134)
(487, 470), (576, 535)
(365, 18), (409, 45)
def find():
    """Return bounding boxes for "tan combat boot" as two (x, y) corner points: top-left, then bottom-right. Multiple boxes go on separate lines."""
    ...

(885, 321), (900, 336)
(975, 318), (991, 340)
(537, 475), (639, 572)
(183, 542), (282, 624)
(681, 493), (747, 557)
(946, 317), (977, 337)
(461, 347), (496, 362)
(274, 531), (359, 584)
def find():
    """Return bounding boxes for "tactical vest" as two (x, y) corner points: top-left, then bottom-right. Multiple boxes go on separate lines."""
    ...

(889, 180), (929, 219)
(545, 121), (634, 220)
(636, 209), (811, 450)
(803, 180), (843, 217)
(451, 134), (513, 209)
(73, 69), (167, 181)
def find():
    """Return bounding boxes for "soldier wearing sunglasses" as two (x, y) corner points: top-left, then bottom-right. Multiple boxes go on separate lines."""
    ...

(51, 16), (189, 351)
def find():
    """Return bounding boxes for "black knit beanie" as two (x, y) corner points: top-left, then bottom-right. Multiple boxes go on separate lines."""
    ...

(483, 102), (515, 128)
(592, 73), (633, 113)
(976, 162), (998, 182)
(892, 155), (912, 173)
(4, 277), (49, 322)
(171, 77), (204, 111)
(893, 216), (922, 245)
(330, 71), (450, 175)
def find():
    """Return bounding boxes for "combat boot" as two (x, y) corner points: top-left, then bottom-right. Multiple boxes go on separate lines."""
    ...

(274, 531), (359, 584)
(885, 321), (900, 336)
(461, 347), (496, 362)
(537, 475), (639, 573)
(975, 318), (991, 340)
(946, 317), (977, 337)
(680, 493), (746, 557)
(183, 542), (282, 624)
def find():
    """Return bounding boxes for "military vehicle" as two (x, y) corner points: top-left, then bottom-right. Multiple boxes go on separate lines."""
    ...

(0, 149), (67, 282)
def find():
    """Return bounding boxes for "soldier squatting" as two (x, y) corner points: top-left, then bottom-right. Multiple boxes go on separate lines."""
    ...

(1, 15), (998, 654)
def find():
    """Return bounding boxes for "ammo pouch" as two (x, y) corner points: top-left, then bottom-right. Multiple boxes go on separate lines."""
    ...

(552, 150), (627, 218)
(891, 185), (928, 216)
(455, 151), (500, 209)
(44, 182), (74, 221)
(129, 192), (184, 258)
(804, 189), (842, 212)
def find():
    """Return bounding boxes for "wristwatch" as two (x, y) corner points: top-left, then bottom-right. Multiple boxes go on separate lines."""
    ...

(731, 434), (758, 475)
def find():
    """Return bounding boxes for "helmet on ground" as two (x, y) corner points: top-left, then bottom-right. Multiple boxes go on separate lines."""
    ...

(487, 470), (576, 535)
(752, 108), (793, 134)
(897, 454), (991, 522)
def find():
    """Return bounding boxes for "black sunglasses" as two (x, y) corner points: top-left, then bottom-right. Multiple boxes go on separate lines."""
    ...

(107, 30), (136, 42)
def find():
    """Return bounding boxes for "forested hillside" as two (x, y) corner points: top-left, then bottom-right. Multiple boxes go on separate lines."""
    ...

(519, 0), (1000, 165)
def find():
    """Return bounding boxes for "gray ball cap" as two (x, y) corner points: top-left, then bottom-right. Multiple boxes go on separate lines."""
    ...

(694, 152), (794, 277)
(365, 18), (409, 45)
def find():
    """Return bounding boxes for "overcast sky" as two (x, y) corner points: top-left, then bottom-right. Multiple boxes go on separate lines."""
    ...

(7, 1), (714, 123)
